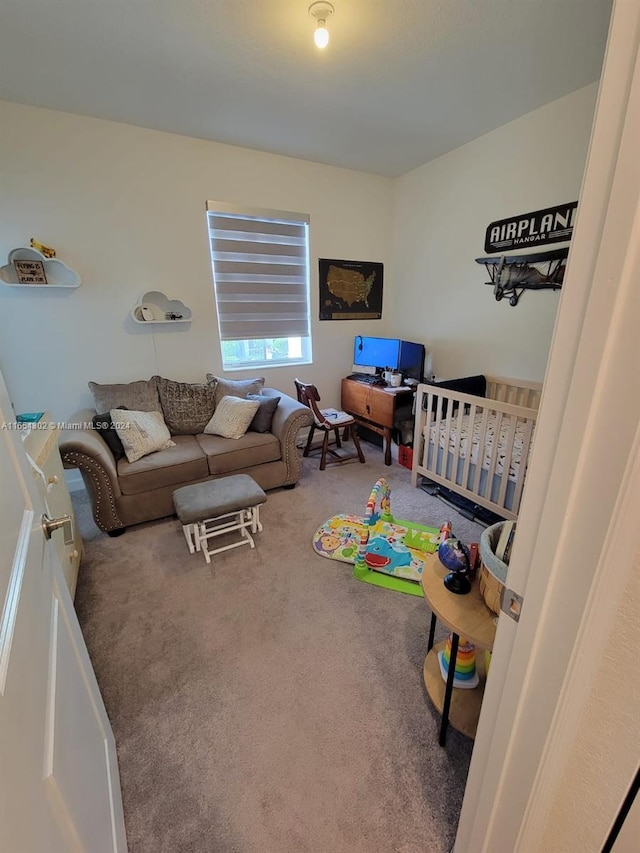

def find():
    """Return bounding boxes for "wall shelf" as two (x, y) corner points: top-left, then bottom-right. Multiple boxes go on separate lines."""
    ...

(0, 247), (81, 288)
(130, 290), (192, 325)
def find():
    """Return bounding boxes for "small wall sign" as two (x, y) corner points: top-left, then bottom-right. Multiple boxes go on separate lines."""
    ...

(13, 259), (48, 284)
(484, 201), (578, 253)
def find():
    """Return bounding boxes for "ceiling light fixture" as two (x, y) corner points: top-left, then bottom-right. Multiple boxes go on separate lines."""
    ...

(308, 1), (334, 49)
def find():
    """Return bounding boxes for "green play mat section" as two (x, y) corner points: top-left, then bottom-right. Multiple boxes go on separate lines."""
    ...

(312, 478), (440, 597)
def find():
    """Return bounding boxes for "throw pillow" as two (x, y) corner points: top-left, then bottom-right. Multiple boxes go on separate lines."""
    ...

(111, 409), (176, 463)
(89, 377), (161, 413)
(92, 407), (128, 460)
(246, 394), (280, 433)
(155, 376), (217, 435)
(203, 395), (261, 440)
(206, 375), (265, 407)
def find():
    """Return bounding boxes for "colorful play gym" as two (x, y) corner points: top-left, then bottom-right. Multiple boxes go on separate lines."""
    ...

(312, 477), (444, 596)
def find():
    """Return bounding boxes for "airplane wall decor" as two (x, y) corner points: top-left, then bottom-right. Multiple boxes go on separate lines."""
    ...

(475, 247), (569, 307)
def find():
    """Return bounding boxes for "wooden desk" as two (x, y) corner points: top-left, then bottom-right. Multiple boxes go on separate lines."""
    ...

(420, 556), (496, 745)
(341, 378), (414, 466)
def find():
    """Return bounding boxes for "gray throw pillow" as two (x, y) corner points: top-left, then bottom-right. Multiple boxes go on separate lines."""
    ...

(246, 394), (280, 433)
(206, 374), (265, 407)
(92, 407), (128, 460)
(89, 378), (161, 413)
(155, 376), (217, 435)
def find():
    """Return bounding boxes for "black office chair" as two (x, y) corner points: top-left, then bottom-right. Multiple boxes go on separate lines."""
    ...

(294, 380), (365, 471)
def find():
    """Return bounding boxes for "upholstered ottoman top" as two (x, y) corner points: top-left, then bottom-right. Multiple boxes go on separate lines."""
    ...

(172, 474), (267, 525)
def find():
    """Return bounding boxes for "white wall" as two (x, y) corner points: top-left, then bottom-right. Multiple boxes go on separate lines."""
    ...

(391, 84), (598, 382)
(0, 102), (393, 419)
(0, 87), (599, 420)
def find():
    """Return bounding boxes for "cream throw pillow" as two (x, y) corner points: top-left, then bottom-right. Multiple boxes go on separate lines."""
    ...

(111, 409), (175, 463)
(203, 395), (260, 440)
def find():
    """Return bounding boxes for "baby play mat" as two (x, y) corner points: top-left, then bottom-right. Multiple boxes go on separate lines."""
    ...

(312, 478), (440, 597)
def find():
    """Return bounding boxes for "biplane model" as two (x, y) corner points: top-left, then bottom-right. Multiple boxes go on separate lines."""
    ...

(475, 246), (569, 306)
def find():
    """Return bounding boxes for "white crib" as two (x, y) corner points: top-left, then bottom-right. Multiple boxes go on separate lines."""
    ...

(411, 376), (542, 521)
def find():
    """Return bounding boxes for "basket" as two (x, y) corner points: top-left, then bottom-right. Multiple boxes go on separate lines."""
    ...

(478, 522), (511, 616)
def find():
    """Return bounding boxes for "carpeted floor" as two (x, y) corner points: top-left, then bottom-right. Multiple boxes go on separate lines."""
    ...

(73, 441), (485, 853)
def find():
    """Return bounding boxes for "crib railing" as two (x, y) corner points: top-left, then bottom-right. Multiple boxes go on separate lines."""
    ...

(485, 375), (542, 410)
(411, 378), (541, 520)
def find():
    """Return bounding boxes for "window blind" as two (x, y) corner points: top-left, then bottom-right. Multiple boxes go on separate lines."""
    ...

(207, 203), (310, 342)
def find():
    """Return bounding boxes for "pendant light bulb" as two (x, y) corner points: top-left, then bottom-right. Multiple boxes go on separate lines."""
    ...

(314, 21), (329, 48)
(309, 2), (334, 49)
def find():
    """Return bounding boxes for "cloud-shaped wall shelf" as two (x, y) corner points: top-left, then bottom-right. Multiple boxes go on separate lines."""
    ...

(131, 291), (192, 324)
(0, 247), (81, 288)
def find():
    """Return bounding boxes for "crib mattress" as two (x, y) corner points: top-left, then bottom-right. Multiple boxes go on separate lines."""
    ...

(423, 413), (532, 482)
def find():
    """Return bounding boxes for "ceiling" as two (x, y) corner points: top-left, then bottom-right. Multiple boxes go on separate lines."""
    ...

(0, 0), (612, 177)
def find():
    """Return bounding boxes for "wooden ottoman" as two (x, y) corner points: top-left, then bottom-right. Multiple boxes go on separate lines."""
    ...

(173, 474), (267, 563)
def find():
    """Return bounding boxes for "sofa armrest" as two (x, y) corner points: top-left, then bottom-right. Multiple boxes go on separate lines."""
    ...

(59, 410), (126, 533)
(262, 388), (313, 485)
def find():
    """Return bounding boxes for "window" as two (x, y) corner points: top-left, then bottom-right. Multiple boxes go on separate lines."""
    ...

(206, 202), (312, 370)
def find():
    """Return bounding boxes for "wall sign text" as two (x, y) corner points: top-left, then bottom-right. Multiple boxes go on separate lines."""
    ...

(484, 201), (578, 253)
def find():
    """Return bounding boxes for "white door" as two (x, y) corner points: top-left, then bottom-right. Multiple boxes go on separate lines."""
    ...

(0, 372), (126, 851)
(456, 3), (640, 851)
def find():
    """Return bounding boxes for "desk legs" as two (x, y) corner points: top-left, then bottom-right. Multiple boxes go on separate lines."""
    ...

(383, 427), (392, 466)
(349, 415), (393, 466)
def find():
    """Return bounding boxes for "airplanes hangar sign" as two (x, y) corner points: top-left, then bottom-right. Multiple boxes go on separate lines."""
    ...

(484, 201), (578, 253)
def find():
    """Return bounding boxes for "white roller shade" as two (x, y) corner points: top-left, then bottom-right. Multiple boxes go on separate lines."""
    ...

(207, 203), (310, 342)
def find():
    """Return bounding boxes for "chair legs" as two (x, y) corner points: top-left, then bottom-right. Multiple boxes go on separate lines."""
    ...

(303, 423), (316, 457)
(315, 423), (365, 470)
(320, 430), (330, 470)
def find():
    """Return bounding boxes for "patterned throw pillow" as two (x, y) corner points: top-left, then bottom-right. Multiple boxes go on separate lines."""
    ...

(155, 377), (217, 435)
(246, 394), (280, 433)
(111, 410), (176, 463)
(89, 378), (162, 413)
(206, 375), (265, 407)
(203, 396), (261, 440)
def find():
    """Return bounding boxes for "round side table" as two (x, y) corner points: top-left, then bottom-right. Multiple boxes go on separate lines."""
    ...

(420, 554), (497, 746)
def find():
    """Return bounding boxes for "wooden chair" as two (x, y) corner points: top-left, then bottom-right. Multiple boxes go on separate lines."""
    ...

(294, 380), (366, 471)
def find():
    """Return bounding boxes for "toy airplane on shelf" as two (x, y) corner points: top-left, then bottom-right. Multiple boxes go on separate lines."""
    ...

(475, 246), (569, 306)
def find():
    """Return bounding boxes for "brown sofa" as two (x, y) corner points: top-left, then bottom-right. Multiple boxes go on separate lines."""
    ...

(60, 378), (313, 535)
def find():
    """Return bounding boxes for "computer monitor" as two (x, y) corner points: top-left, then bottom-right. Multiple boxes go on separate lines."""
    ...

(353, 336), (401, 372)
(398, 340), (426, 382)
(353, 336), (425, 381)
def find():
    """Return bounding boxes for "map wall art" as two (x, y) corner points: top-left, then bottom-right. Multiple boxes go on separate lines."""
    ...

(318, 258), (383, 320)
